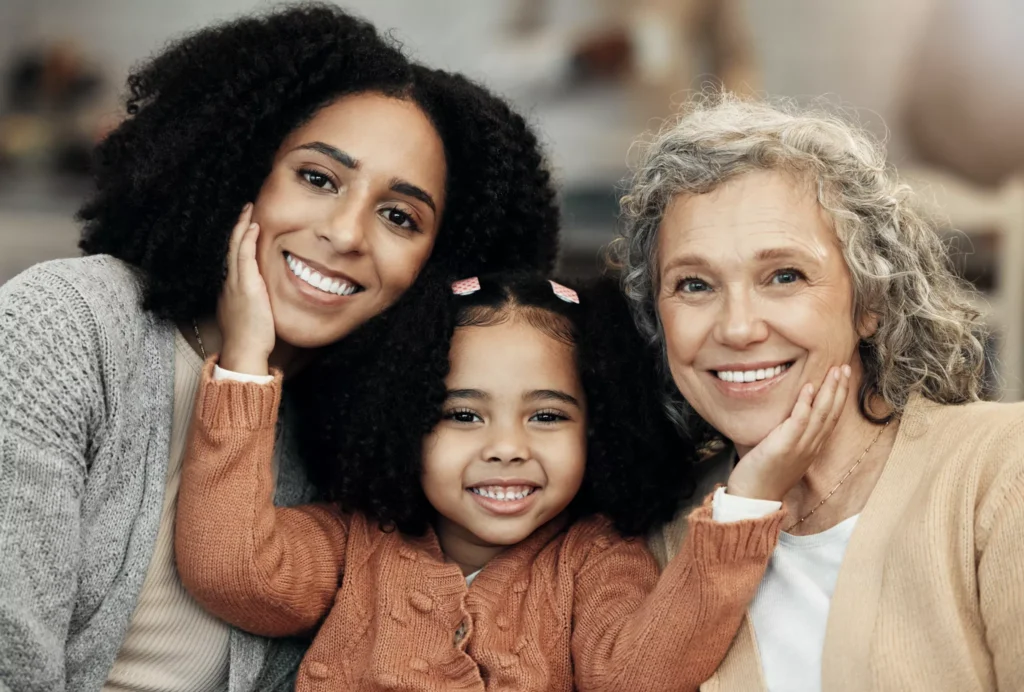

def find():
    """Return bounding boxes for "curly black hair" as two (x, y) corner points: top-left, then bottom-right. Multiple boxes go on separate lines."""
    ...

(291, 271), (702, 537)
(78, 4), (559, 322)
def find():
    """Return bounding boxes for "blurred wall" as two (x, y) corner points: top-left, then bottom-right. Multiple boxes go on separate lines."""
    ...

(15, 0), (938, 162)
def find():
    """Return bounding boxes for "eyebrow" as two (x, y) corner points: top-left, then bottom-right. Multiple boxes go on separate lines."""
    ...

(752, 247), (817, 263)
(389, 178), (437, 213)
(661, 246), (818, 275)
(524, 389), (581, 408)
(294, 141), (357, 169)
(445, 388), (581, 408)
(446, 389), (489, 401)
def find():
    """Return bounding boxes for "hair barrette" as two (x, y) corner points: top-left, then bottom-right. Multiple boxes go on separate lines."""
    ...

(451, 277), (481, 295)
(549, 280), (580, 304)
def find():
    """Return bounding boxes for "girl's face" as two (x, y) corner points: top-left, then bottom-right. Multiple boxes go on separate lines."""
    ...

(252, 91), (447, 349)
(422, 316), (587, 568)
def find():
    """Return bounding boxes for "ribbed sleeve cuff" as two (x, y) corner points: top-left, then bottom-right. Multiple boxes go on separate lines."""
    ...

(196, 357), (283, 430)
(688, 489), (784, 564)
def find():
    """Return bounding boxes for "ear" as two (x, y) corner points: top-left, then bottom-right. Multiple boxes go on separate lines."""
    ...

(856, 309), (880, 339)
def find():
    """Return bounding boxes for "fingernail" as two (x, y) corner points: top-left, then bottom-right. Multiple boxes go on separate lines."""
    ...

(833, 368), (840, 380)
(249, 223), (258, 231)
(843, 364), (852, 377)
(243, 202), (252, 212)
(805, 383), (814, 394)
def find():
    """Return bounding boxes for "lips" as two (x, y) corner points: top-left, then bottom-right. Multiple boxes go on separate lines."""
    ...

(713, 362), (793, 383)
(284, 252), (363, 296)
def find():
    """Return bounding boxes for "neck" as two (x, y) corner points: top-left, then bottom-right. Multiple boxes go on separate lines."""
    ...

(435, 516), (507, 576)
(181, 318), (311, 377)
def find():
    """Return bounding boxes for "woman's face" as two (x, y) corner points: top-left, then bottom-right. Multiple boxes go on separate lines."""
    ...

(656, 170), (868, 450)
(252, 91), (447, 349)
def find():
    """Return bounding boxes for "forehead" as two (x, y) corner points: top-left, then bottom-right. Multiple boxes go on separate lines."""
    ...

(658, 169), (840, 263)
(447, 319), (581, 394)
(279, 91), (447, 183)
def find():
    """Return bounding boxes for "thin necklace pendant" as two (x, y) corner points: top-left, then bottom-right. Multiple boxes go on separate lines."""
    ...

(192, 319), (207, 361)
(784, 419), (890, 533)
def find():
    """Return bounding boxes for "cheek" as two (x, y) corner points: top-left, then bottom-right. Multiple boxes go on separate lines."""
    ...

(658, 302), (704, 384)
(375, 235), (437, 296)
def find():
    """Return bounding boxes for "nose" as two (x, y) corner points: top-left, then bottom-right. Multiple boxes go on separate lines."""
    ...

(481, 419), (530, 464)
(316, 194), (371, 256)
(713, 285), (769, 348)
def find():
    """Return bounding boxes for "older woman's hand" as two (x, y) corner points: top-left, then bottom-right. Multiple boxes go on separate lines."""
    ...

(725, 365), (851, 502)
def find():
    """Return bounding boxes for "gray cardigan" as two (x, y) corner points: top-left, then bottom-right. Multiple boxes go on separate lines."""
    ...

(0, 256), (311, 692)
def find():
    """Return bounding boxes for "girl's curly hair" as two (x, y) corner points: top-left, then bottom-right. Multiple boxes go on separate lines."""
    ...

(291, 271), (702, 537)
(609, 92), (987, 434)
(79, 4), (559, 321)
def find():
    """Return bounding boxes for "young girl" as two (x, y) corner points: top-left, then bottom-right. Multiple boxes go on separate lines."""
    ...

(175, 270), (848, 691)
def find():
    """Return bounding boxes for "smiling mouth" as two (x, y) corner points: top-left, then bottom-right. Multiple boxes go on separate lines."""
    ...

(467, 486), (538, 502)
(284, 252), (364, 296)
(712, 362), (794, 383)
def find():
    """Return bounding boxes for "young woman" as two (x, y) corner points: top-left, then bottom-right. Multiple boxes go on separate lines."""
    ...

(0, 5), (558, 691)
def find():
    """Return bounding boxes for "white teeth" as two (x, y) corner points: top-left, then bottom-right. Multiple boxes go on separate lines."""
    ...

(285, 253), (361, 296)
(470, 486), (534, 501)
(716, 363), (790, 383)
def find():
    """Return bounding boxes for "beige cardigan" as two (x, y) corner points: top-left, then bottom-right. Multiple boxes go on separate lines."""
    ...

(649, 394), (1024, 691)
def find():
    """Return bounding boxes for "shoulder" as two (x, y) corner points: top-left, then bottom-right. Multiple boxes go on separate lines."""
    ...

(906, 395), (1024, 460)
(1, 254), (145, 316)
(903, 395), (1024, 522)
(1, 255), (162, 362)
(563, 515), (646, 564)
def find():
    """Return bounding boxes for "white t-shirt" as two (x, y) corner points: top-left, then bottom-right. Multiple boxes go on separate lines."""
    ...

(713, 488), (857, 692)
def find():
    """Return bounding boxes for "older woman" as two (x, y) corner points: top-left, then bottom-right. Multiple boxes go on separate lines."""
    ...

(613, 96), (1024, 692)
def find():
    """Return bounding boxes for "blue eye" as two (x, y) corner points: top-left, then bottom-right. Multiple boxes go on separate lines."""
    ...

(676, 277), (710, 293)
(772, 268), (804, 285)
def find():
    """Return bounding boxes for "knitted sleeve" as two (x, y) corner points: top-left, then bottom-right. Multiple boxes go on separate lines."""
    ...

(976, 414), (1024, 692)
(0, 264), (104, 691)
(175, 365), (349, 638)
(571, 494), (783, 692)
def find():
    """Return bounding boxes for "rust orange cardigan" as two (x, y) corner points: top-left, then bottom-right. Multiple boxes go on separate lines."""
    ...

(175, 366), (783, 691)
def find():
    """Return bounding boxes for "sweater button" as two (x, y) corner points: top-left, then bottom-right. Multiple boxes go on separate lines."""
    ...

(454, 621), (468, 645)
(306, 662), (331, 680)
(409, 591), (434, 613)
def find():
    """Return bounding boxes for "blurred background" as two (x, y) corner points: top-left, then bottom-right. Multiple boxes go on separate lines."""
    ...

(1, 0), (1022, 397)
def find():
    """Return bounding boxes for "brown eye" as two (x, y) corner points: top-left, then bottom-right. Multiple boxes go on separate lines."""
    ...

(380, 207), (420, 232)
(299, 169), (337, 192)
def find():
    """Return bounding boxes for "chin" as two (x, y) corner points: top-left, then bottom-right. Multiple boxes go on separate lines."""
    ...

(473, 525), (536, 547)
(272, 313), (353, 350)
(714, 412), (787, 450)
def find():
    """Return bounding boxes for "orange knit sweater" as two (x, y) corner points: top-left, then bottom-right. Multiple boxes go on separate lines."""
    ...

(175, 366), (784, 691)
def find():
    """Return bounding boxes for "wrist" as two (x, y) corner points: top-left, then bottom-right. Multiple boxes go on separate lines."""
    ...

(219, 347), (270, 376)
(725, 481), (785, 503)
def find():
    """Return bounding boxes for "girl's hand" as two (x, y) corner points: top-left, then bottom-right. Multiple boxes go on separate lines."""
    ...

(217, 204), (275, 375)
(726, 365), (851, 502)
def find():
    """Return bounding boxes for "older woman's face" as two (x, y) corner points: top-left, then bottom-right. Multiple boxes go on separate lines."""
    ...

(656, 170), (867, 450)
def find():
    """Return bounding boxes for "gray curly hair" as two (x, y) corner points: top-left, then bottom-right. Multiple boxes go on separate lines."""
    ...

(608, 94), (987, 433)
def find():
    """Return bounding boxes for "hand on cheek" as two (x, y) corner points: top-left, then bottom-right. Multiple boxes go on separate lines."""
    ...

(217, 203), (277, 375)
(726, 364), (851, 501)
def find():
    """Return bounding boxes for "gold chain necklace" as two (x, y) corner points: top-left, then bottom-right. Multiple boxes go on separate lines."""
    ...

(192, 319), (207, 360)
(784, 420), (890, 533)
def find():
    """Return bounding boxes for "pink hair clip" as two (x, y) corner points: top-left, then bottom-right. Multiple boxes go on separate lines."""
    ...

(451, 277), (482, 295)
(549, 280), (580, 304)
